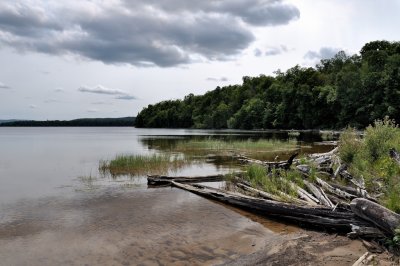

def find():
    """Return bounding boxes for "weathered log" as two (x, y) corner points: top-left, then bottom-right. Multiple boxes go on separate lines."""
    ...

(329, 182), (377, 203)
(304, 180), (334, 208)
(236, 152), (299, 171)
(316, 177), (357, 200)
(236, 183), (283, 202)
(352, 252), (376, 266)
(147, 174), (224, 185)
(350, 198), (400, 235)
(171, 182), (378, 233)
(308, 147), (338, 159)
(296, 164), (311, 175)
(281, 179), (319, 205)
(347, 225), (385, 239)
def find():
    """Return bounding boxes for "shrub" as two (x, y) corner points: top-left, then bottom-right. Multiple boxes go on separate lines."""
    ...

(339, 126), (361, 163)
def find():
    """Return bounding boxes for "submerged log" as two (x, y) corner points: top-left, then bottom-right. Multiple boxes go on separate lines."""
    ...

(350, 198), (400, 235)
(147, 174), (224, 185)
(171, 181), (378, 233)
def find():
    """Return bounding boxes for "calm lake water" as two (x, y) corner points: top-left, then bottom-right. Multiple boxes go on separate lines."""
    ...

(0, 127), (333, 265)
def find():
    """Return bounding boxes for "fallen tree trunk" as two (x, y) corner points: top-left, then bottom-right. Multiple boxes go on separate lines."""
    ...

(350, 198), (400, 235)
(147, 174), (224, 185)
(171, 181), (380, 235)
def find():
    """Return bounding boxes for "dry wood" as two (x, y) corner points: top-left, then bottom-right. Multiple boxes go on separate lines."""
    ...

(308, 147), (338, 159)
(281, 179), (319, 205)
(347, 225), (385, 239)
(171, 181), (380, 234)
(147, 174), (224, 185)
(236, 152), (299, 171)
(352, 252), (376, 266)
(304, 180), (334, 208)
(350, 198), (400, 235)
(316, 177), (357, 200)
(236, 183), (283, 202)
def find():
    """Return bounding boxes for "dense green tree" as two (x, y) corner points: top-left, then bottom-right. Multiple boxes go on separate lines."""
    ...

(135, 40), (400, 130)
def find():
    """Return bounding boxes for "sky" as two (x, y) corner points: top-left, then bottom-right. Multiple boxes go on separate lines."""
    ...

(1, 0), (400, 120)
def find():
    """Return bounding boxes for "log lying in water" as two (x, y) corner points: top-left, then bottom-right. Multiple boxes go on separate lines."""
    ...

(350, 198), (400, 235)
(147, 174), (224, 185)
(171, 181), (382, 236)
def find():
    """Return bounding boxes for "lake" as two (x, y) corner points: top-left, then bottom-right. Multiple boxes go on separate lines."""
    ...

(0, 127), (333, 265)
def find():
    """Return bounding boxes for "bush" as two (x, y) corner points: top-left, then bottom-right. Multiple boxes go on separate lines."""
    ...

(364, 117), (400, 162)
(339, 127), (361, 163)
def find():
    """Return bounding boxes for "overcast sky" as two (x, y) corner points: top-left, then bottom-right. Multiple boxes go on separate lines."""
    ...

(1, 0), (400, 120)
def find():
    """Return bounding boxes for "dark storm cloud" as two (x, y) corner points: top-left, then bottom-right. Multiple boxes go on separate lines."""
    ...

(0, 0), (299, 67)
(304, 47), (341, 60)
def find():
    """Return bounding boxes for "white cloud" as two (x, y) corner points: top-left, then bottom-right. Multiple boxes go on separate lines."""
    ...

(78, 85), (137, 100)
(78, 85), (127, 95)
(0, 82), (10, 89)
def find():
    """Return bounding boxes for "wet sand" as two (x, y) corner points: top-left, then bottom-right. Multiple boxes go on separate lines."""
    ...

(0, 186), (295, 265)
(1, 185), (398, 265)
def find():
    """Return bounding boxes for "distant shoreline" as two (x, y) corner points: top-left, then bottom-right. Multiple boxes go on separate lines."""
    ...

(0, 117), (135, 127)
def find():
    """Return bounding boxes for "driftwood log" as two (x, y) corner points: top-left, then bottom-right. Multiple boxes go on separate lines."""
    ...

(236, 152), (299, 171)
(350, 198), (400, 235)
(171, 181), (383, 237)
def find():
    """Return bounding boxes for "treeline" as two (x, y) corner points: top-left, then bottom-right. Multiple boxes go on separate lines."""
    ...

(135, 40), (400, 129)
(0, 117), (135, 127)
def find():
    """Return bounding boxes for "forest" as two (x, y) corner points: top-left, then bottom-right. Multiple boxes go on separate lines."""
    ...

(135, 40), (400, 129)
(0, 117), (135, 127)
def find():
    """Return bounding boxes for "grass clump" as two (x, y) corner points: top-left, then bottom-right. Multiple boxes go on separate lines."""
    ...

(241, 164), (299, 201)
(340, 117), (400, 212)
(99, 153), (189, 176)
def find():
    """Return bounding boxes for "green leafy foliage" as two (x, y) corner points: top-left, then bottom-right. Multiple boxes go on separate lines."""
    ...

(135, 40), (400, 130)
(340, 118), (400, 212)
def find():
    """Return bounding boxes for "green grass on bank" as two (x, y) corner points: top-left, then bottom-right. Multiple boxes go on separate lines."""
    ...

(99, 153), (190, 176)
(339, 117), (400, 212)
(239, 164), (303, 202)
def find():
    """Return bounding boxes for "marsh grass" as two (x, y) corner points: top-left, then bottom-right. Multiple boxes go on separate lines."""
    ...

(173, 139), (299, 154)
(99, 153), (190, 176)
